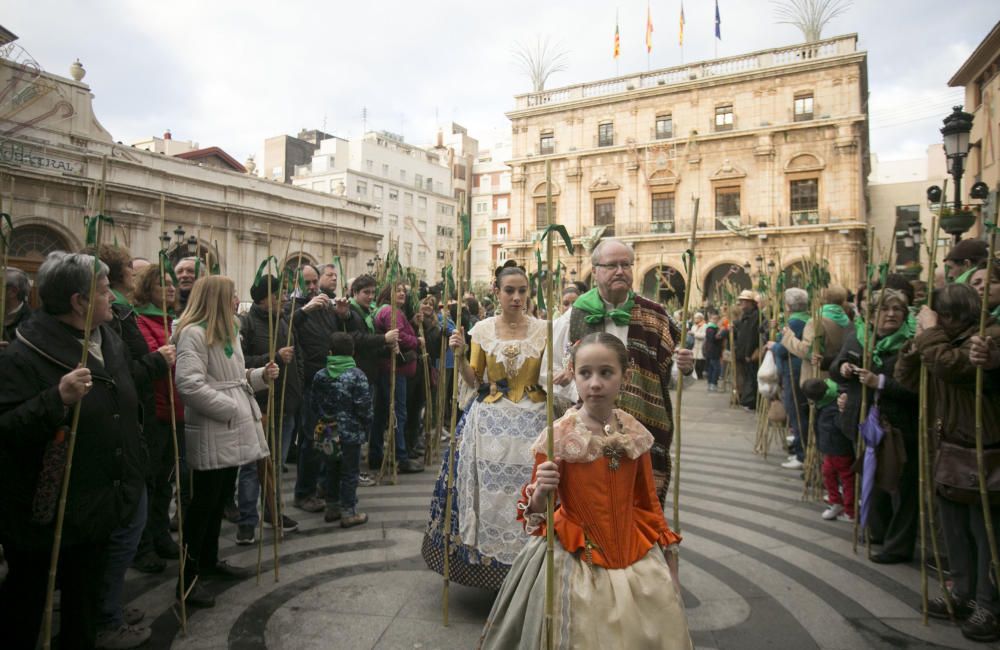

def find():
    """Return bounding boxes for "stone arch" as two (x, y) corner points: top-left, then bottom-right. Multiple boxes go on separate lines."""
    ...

(647, 166), (680, 188)
(782, 260), (809, 289)
(640, 263), (685, 306)
(703, 262), (752, 307)
(165, 237), (221, 272)
(784, 152), (825, 173)
(8, 223), (73, 260)
(531, 180), (561, 197)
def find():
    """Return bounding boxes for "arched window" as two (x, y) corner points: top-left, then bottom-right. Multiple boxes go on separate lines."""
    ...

(8, 225), (69, 260)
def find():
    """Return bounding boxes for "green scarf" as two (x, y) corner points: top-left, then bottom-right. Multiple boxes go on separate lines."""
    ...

(816, 379), (839, 409)
(788, 311), (810, 323)
(573, 288), (635, 326)
(706, 322), (719, 330)
(112, 289), (130, 307)
(133, 303), (172, 318)
(955, 267), (976, 285)
(821, 304), (850, 327)
(350, 298), (376, 333)
(197, 321), (236, 358)
(854, 313), (916, 369)
(325, 355), (356, 379)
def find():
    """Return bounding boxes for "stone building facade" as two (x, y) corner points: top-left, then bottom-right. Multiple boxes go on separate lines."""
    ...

(0, 46), (379, 296)
(502, 34), (870, 306)
(950, 20), (1000, 231)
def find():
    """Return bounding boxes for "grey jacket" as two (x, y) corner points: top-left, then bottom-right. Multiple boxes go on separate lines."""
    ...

(175, 325), (270, 470)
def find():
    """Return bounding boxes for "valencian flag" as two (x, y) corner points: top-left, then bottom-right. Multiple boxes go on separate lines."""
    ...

(715, 0), (721, 39)
(646, 2), (653, 53)
(614, 12), (621, 58)
(679, 1), (685, 46)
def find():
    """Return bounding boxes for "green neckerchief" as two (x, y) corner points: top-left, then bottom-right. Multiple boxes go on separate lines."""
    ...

(706, 322), (719, 330)
(197, 321), (236, 358)
(133, 303), (173, 318)
(574, 288), (634, 326)
(821, 304), (850, 327)
(854, 313), (916, 369)
(350, 298), (375, 333)
(955, 267), (976, 285)
(816, 379), (839, 410)
(788, 311), (810, 323)
(112, 289), (130, 307)
(325, 355), (356, 379)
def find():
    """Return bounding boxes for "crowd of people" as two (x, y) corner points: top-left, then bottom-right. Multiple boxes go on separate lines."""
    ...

(1, 228), (998, 647)
(693, 235), (1000, 645)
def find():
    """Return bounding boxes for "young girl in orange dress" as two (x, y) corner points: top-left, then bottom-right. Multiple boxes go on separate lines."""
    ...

(479, 332), (692, 649)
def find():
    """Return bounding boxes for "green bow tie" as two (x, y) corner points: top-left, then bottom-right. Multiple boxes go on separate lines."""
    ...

(574, 288), (634, 326)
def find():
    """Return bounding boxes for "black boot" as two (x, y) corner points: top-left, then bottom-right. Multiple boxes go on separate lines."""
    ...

(177, 576), (215, 608)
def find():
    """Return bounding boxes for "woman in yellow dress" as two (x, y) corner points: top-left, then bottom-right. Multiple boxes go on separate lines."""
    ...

(422, 263), (547, 590)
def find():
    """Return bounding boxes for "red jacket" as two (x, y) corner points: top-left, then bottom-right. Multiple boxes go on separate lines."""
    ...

(136, 312), (184, 423)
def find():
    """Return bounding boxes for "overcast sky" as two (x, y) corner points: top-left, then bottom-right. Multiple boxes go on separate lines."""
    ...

(6, 1), (994, 166)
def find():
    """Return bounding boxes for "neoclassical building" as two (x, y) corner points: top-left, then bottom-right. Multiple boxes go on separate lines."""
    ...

(0, 39), (380, 296)
(502, 34), (870, 306)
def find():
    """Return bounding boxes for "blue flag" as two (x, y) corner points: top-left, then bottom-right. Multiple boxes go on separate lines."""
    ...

(715, 0), (721, 40)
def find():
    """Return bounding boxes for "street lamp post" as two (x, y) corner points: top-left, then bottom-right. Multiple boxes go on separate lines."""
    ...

(941, 106), (974, 214)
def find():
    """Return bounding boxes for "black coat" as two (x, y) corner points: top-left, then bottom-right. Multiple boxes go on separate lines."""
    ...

(343, 303), (390, 382)
(702, 325), (728, 361)
(240, 304), (303, 414)
(291, 297), (341, 389)
(2, 302), (32, 345)
(0, 311), (147, 549)
(829, 328), (917, 445)
(733, 308), (761, 361)
(109, 302), (168, 457)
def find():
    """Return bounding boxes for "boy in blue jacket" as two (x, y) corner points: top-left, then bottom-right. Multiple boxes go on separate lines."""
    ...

(311, 332), (373, 527)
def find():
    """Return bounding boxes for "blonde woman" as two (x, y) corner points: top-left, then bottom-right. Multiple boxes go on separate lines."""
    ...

(172, 276), (278, 608)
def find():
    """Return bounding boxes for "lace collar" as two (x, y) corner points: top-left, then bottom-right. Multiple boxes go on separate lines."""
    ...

(471, 317), (547, 376)
(531, 408), (654, 465)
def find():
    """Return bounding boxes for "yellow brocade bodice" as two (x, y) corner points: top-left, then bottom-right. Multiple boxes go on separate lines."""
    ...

(468, 318), (547, 404)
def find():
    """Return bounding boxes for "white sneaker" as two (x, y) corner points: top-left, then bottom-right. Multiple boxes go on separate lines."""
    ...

(781, 458), (804, 470)
(836, 513), (855, 523)
(787, 454), (797, 462)
(822, 504), (844, 520)
(786, 435), (796, 446)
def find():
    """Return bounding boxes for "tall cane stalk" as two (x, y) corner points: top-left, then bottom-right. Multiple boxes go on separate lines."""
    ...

(419, 319), (435, 465)
(42, 157), (108, 650)
(673, 197), (699, 533)
(276, 232), (304, 537)
(974, 214), (1000, 591)
(158, 195), (188, 632)
(379, 239), (400, 485)
(542, 161), (557, 649)
(917, 215), (954, 622)
(432, 263), (451, 462)
(0, 173), (11, 344)
(442, 237), (467, 626)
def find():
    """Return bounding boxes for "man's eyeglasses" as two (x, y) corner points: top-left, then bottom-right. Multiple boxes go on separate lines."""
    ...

(594, 262), (634, 271)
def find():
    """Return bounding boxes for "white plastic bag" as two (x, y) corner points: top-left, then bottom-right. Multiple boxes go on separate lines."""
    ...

(757, 350), (779, 399)
(758, 350), (779, 383)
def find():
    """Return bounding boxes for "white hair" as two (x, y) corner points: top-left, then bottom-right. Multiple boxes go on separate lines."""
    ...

(784, 287), (810, 312)
(590, 238), (635, 267)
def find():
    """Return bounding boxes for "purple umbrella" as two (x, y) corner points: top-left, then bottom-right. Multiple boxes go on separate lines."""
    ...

(859, 399), (885, 528)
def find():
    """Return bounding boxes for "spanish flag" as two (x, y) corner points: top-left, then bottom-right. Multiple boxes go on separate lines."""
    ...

(679, 1), (685, 46)
(646, 3), (654, 53)
(614, 13), (621, 59)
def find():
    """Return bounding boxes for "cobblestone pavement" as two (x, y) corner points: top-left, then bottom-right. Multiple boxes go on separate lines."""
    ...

(115, 385), (997, 649)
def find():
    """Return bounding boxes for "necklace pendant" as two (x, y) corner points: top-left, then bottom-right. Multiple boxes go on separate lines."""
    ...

(603, 446), (622, 471)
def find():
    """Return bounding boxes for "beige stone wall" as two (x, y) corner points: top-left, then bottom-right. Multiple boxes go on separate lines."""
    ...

(502, 39), (869, 305)
(0, 57), (380, 293)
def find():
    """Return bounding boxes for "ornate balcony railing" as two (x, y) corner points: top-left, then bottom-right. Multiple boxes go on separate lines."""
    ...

(514, 34), (857, 111)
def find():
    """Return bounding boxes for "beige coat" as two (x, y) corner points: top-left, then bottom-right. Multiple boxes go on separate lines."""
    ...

(175, 325), (270, 471)
(780, 316), (850, 386)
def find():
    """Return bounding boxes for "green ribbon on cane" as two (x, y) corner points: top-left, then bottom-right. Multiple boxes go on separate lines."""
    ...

(538, 224), (575, 254)
(253, 255), (279, 290)
(158, 249), (178, 285)
(534, 248), (546, 311)
(0, 213), (12, 246)
(83, 214), (115, 246)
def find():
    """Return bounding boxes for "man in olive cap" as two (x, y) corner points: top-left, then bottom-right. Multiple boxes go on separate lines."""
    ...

(944, 239), (988, 284)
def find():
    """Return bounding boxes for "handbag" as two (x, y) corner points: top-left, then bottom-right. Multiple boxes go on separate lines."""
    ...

(767, 398), (787, 423)
(31, 426), (70, 525)
(933, 441), (1000, 505)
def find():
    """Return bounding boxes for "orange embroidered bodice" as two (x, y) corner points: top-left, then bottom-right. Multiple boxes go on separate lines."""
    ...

(517, 409), (681, 570)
